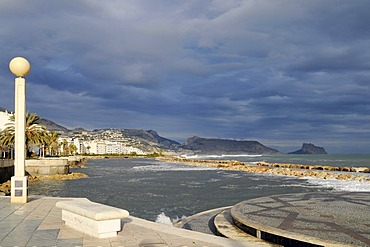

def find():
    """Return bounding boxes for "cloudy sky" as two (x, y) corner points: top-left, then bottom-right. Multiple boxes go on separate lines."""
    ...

(1, 0), (370, 153)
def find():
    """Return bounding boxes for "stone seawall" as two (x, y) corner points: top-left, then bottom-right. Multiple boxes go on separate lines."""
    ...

(26, 158), (69, 176)
(0, 160), (14, 183)
(1, 158), (87, 195)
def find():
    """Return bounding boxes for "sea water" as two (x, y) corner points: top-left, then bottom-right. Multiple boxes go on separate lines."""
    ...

(28, 155), (370, 223)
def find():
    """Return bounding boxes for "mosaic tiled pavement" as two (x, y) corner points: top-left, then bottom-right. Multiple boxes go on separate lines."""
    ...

(231, 192), (370, 246)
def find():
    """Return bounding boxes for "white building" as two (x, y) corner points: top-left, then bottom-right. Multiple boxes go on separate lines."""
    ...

(73, 139), (86, 154)
(88, 140), (106, 155)
(121, 145), (146, 155)
(105, 141), (121, 154)
(83, 140), (146, 155)
(58, 137), (74, 154)
(0, 111), (13, 131)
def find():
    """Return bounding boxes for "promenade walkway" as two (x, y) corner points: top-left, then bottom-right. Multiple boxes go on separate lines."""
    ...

(231, 192), (370, 246)
(0, 196), (256, 247)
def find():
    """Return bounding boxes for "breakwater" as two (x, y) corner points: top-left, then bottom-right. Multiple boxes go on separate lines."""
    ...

(157, 157), (370, 182)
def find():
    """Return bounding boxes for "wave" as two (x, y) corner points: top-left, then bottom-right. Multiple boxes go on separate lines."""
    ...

(155, 212), (186, 225)
(182, 154), (263, 159)
(304, 177), (370, 192)
(155, 212), (173, 225)
(132, 163), (217, 171)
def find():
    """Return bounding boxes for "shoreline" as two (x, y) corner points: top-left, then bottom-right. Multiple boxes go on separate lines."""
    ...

(0, 172), (87, 196)
(156, 156), (370, 182)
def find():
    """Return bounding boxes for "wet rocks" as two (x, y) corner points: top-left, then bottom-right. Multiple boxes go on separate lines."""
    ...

(157, 157), (370, 183)
(29, 172), (88, 181)
(0, 180), (11, 196)
(257, 162), (369, 173)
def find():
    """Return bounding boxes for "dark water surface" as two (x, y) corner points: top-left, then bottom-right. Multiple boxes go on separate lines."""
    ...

(29, 158), (331, 221)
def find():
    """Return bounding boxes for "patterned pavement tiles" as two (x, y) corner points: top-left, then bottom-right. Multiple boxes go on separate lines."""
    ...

(231, 192), (370, 247)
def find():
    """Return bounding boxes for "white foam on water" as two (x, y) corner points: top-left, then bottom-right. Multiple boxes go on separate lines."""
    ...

(217, 171), (243, 179)
(304, 177), (370, 192)
(182, 154), (262, 159)
(132, 163), (217, 171)
(155, 212), (173, 225)
(155, 212), (186, 225)
(180, 181), (205, 188)
(220, 184), (240, 190)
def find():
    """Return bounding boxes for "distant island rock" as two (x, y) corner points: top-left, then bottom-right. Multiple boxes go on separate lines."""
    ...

(183, 136), (280, 155)
(289, 143), (327, 154)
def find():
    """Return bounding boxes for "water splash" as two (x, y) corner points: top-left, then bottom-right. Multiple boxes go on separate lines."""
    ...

(155, 212), (186, 225)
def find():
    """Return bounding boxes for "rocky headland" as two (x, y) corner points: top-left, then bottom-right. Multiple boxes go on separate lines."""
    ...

(182, 136), (280, 155)
(157, 157), (370, 182)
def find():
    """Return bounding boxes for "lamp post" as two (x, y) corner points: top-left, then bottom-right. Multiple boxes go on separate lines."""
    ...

(9, 57), (30, 204)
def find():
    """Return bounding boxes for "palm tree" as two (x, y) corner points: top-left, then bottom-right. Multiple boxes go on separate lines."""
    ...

(0, 112), (48, 158)
(69, 144), (77, 155)
(61, 139), (69, 156)
(45, 130), (60, 156)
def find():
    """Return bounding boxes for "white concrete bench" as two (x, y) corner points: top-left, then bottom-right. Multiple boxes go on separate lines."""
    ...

(56, 199), (129, 238)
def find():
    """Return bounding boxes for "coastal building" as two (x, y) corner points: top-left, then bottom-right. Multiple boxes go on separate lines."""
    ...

(88, 140), (106, 155)
(0, 111), (147, 156)
(0, 111), (13, 131)
(73, 139), (86, 154)
(121, 145), (146, 155)
(97, 141), (146, 155)
(105, 141), (121, 154)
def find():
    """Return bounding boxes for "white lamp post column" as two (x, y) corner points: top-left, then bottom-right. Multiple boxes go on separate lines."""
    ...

(9, 57), (30, 204)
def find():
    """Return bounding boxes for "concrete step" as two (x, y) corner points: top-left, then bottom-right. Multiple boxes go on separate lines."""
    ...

(174, 206), (231, 235)
(214, 209), (280, 246)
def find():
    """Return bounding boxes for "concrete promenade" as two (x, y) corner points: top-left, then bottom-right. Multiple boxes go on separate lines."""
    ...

(0, 196), (256, 247)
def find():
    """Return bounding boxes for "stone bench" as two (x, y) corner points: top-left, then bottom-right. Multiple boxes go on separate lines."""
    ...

(56, 199), (129, 238)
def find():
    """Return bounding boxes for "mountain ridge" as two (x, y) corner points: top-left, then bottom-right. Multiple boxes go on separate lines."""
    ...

(0, 108), (327, 155)
(183, 136), (281, 155)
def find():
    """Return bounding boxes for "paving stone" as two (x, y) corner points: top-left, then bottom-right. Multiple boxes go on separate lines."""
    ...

(26, 229), (59, 246)
(139, 238), (168, 246)
(56, 238), (84, 247)
(83, 237), (112, 247)
(0, 196), (260, 247)
(58, 226), (84, 239)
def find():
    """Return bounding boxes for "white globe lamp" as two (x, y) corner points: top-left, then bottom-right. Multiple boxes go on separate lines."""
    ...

(9, 56), (30, 204)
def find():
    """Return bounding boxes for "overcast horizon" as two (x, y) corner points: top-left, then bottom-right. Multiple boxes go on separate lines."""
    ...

(1, 1), (370, 154)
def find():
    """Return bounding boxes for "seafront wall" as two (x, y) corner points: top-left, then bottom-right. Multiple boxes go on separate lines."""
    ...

(1, 157), (88, 195)
(1, 156), (86, 180)
(0, 157), (80, 179)
(26, 158), (69, 176)
(0, 160), (14, 183)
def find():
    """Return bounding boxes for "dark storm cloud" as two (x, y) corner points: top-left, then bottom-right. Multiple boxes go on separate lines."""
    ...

(1, 0), (370, 153)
